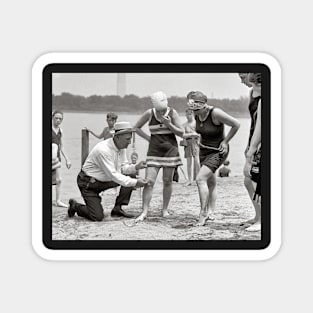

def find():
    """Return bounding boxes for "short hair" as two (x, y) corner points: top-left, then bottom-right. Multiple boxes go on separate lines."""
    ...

(52, 110), (63, 117)
(107, 112), (118, 120)
(248, 73), (261, 84)
(186, 91), (194, 100)
(186, 91), (207, 103)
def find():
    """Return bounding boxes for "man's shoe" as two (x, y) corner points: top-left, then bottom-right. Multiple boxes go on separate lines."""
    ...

(68, 199), (77, 218)
(111, 207), (133, 218)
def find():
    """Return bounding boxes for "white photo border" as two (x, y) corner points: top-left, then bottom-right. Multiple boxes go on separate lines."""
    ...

(32, 52), (281, 261)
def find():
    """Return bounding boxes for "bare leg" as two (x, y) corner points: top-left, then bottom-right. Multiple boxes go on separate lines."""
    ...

(243, 177), (261, 226)
(162, 167), (175, 217)
(55, 177), (68, 207)
(135, 167), (159, 222)
(193, 155), (201, 181)
(206, 173), (217, 220)
(185, 157), (192, 185)
(195, 165), (213, 226)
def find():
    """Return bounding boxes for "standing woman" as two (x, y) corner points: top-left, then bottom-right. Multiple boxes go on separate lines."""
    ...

(134, 91), (184, 222)
(241, 73), (262, 232)
(187, 91), (240, 226)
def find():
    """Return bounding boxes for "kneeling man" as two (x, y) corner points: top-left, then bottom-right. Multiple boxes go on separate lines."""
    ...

(68, 121), (147, 221)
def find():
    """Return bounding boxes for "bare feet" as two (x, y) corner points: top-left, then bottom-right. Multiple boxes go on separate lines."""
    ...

(196, 215), (206, 226)
(135, 213), (147, 223)
(56, 201), (69, 208)
(239, 218), (257, 227)
(245, 222), (261, 232)
(196, 213), (215, 226)
(162, 210), (171, 217)
(206, 213), (215, 221)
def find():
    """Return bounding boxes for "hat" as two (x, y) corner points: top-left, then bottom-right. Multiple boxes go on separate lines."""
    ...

(151, 91), (168, 111)
(113, 121), (134, 135)
(186, 91), (207, 110)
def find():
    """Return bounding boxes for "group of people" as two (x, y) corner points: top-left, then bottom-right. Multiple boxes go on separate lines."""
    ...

(53, 72), (262, 231)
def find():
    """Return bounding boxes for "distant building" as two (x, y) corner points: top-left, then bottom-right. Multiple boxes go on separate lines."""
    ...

(117, 73), (126, 97)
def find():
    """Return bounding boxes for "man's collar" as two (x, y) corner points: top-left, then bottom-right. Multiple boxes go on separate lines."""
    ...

(109, 138), (120, 152)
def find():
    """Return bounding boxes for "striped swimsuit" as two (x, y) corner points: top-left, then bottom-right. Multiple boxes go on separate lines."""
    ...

(146, 108), (182, 168)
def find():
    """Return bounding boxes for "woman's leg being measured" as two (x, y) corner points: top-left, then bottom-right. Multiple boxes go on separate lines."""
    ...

(135, 166), (160, 222)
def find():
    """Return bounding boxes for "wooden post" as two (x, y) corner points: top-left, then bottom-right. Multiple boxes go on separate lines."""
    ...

(81, 129), (89, 166)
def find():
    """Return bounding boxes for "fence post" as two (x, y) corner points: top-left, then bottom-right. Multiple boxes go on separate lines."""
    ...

(81, 129), (89, 166)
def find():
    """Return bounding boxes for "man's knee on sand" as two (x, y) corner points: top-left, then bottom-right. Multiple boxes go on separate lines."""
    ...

(89, 210), (105, 222)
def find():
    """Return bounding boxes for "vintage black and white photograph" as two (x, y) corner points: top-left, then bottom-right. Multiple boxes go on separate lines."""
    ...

(47, 64), (268, 249)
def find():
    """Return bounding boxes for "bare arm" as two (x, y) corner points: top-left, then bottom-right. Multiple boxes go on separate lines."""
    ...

(162, 109), (184, 137)
(246, 99), (261, 160)
(182, 127), (199, 139)
(59, 137), (71, 169)
(86, 127), (105, 139)
(213, 108), (240, 144)
(134, 110), (151, 142)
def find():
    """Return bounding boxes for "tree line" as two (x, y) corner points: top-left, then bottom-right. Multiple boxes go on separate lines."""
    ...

(52, 93), (250, 117)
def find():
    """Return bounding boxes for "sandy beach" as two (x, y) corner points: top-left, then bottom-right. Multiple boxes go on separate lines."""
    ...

(52, 175), (260, 240)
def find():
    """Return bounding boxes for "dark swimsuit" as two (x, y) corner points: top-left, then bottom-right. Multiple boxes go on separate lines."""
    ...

(195, 107), (228, 173)
(248, 94), (261, 200)
(52, 128), (62, 185)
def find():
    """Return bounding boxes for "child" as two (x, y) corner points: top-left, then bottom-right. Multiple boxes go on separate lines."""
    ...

(181, 109), (200, 185)
(52, 143), (61, 198)
(86, 112), (118, 140)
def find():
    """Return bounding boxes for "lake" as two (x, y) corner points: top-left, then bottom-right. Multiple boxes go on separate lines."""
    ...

(59, 112), (250, 181)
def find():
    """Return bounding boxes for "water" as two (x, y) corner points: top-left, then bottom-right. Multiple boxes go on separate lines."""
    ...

(60, 112), (250, 179)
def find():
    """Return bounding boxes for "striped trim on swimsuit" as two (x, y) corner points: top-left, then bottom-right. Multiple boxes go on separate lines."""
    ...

(146, 156), (182, 167)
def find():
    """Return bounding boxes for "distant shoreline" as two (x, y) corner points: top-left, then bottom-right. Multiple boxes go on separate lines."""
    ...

(57, 109), (249, 118)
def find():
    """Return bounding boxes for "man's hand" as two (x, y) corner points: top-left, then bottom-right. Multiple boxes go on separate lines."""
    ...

(135, 160), (147, 170)
(135, 178), (147, 188)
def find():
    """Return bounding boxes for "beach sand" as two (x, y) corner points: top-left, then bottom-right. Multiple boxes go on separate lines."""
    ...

(52, 175), (261, 240)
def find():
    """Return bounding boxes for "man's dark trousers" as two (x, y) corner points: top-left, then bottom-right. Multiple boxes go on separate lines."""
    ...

(74, 170), (134, 221)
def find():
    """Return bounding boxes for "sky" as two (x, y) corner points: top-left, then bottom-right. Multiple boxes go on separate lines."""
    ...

(52, 73), (249, 99)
